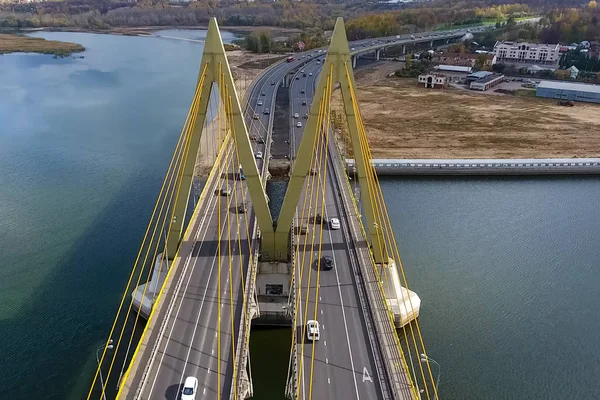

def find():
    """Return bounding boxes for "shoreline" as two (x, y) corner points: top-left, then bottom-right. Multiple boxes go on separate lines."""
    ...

(14, 25), (302, 37)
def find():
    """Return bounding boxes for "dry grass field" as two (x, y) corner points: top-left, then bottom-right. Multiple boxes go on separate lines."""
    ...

(333, 62), (600, 159)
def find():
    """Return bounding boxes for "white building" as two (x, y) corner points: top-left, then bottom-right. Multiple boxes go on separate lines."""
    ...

(493, 41), (560, 64)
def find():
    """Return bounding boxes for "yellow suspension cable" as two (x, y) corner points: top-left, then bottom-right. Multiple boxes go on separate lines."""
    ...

(287, 84), (325, 395)
(308, 64), (334, 400)
(345, 64), (436, 399)
(87, 64), (208, 400)
(295, 75), (330, 400)
(224, 79), (239, 400)
(101, 61), (208, 399)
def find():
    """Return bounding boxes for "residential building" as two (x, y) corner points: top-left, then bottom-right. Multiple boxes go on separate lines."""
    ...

(417, 73), (448, 89)
(469, 74), (505, 91)
(536, 80), (600, 104)
(493, 41), (560, 64)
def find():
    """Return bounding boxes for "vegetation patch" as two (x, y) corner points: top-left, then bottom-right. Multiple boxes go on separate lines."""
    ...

(0, 33), (84, 56)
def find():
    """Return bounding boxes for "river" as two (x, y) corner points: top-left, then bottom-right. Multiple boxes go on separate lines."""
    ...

(0, 31), (599, 400)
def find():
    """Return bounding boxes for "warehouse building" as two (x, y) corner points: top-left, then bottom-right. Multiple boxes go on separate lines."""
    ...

(470, 73), (505, 91)
(536, 81), (600, 104)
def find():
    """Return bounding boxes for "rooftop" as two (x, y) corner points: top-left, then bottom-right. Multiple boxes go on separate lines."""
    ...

(467, 71), (493, 79)
(474, 73), (504, 84)
(537, 80), (600, 94)
(434, 65), (472, 73)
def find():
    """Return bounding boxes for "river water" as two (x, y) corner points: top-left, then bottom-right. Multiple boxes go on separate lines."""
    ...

(0, 32), (599, 400)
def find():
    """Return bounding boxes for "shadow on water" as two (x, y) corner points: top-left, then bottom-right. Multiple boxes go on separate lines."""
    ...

(0, 172), (205, 400)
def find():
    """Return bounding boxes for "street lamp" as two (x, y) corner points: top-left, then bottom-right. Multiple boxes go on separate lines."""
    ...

(420, 353), (441, 396)
(96, 340), (114, 400)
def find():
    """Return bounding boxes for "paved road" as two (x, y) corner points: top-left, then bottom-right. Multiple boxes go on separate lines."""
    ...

(289, 60), (386, 399)
(121, 57), (310, 400)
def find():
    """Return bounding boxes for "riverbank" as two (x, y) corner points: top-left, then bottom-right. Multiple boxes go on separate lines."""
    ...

(333, 62), (600, 159)
(16, 25), (301, 38)
(0, 33), (85, 56)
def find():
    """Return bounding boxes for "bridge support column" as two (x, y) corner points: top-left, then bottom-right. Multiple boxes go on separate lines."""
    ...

(352, 55), (357, 68)
(376, 49), (381, 61)
(166, 18), (274, 258)
(402, 44), (406, 54)
(260, 230), (290, 262)
(274, 17), (387, 263)
(430, 40), (434, 48)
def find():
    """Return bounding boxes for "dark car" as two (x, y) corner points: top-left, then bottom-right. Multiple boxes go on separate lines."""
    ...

(315, 213), (322, 224)
(257, 137), (265, 144)
(319, 256), (334, 271)
(271, 81), (275, 85)
(300, 90), (305, 94)
(238, 204), (246, 213)
(303, 73), (307, 77)
(302, 100), (307, 105)
(296, 76), (300, 80)
(261, 92), (266, 96)
(263, 109), (270, 115)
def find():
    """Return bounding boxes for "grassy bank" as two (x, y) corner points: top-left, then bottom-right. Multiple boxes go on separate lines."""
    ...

(0, 34), (84, 56)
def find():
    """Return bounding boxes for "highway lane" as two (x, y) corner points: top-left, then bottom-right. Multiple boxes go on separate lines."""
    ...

(290, 60), (384, 399)
(121, 50), (324, 400)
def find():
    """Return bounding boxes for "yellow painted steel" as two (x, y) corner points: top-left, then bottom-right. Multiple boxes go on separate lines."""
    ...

(273, 17), (386, 263)
(167, 17), (273, 259)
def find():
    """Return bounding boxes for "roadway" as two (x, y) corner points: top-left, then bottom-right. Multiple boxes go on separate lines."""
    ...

(289, 60), (388, 399)
(120, 55), (309, 400)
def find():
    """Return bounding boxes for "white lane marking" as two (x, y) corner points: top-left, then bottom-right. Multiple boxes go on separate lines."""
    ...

(208, 368), (211, 374)
(324, 159), (361, 398)
(328, 378), (331, 385)
(319, 297), (321, 301)
(321, 310), (323, 315)
(324, 341), (327, 346)
(203, 388), (206, 395)
(212, 349), (214, 355)
(326, 358), (329, 364)
(362, 367), (373, 383)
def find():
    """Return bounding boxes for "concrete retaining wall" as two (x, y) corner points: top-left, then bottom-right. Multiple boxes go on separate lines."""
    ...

(346, 158), (600, 176)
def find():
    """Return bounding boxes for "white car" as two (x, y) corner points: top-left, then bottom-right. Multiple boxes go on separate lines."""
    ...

(307, 320), (320, 341)
(330, 218), (340, 230)
(309, 72), (313, 76)
(294, 112), (299, 118)
(296, 121), (302, 128)
(181, 376), (198, 400)
(257, 100), (263, 106)
(255, 151), (263, 159)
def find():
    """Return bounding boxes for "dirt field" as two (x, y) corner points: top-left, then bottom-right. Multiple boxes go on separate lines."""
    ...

(335, 62), (600, 159)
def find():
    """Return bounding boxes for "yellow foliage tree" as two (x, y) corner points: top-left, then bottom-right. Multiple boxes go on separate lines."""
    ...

(589, 0), (597, 8)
